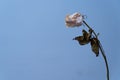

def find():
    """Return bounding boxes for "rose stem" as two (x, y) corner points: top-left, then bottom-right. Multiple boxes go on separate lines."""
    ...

(83, 20), (109, 80)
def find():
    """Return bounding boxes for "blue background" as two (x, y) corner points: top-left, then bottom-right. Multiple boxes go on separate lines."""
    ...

(0, 0), (120, 80)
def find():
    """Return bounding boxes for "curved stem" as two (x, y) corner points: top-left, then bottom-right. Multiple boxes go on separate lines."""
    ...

(83, 20), (109, 80)
(99, 41), (109, 80)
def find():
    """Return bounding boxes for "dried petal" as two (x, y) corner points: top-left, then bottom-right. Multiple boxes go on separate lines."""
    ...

(65, 12), (84, 27)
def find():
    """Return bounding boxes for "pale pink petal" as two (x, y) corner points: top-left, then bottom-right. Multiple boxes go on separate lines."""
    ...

(65, 12), (84, 28)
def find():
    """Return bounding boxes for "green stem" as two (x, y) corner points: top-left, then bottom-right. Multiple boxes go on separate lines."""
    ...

(83, 20), (109, 80)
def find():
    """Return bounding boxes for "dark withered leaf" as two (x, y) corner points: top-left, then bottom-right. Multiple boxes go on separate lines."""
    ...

(82, 29), (91, 41)
(90, 38), (99, 57)
(73, 36), (87, 45)
(73, 29), (92, 45)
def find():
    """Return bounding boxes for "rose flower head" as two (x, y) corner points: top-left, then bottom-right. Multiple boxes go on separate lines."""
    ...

(65, 12), (84, 27)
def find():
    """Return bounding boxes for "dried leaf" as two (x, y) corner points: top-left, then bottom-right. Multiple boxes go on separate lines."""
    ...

(90, 38), (99, 57)
(73, 36), (89, 45)
(82, 29), (91, 41)
(73, 29), (91, 45)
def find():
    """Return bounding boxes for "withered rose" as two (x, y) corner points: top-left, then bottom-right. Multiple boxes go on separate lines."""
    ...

(65, 12), (84, 27)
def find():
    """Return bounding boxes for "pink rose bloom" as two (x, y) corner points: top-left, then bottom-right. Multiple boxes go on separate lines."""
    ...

(65, 12), (84, 27)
